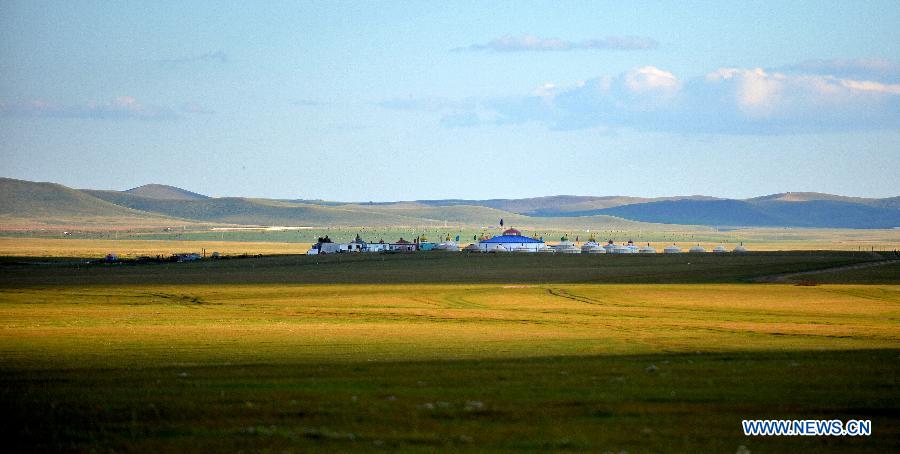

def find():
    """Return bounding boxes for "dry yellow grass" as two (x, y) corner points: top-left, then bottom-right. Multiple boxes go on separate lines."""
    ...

(0, 237), (314, 258)
(2, 283), (897, 369)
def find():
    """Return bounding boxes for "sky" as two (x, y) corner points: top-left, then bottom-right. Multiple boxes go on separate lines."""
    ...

(1, 1), (899, 201)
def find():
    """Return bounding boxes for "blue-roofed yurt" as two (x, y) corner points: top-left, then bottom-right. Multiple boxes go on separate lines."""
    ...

(478, 228), (545, 253)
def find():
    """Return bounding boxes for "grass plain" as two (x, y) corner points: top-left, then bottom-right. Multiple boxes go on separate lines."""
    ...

(1, 252), (898, 451)
(3, 224), (900, 257)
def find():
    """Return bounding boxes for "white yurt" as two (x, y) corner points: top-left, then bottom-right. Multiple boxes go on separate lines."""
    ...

(552, 235), (580, 253)
(558, 244), (581, 254)
(689, 245), (707, 253)
(581, 236), (603, 253)
(733, 243), (749, 253)
(435, 234), (460, 251)
(712, 245), (728, 253)
(612, 244), (629, 254)
(603, 241), (617, 253)
(462, 243), (481, 253)
(663, 244), (682, 254)
(478, 228), (545, 253)
(582, 244), (605, 254)
(639, 244), (656, 254)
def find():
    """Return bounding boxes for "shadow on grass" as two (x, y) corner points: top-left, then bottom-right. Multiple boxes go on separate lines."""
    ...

(2, 349), (898, 452)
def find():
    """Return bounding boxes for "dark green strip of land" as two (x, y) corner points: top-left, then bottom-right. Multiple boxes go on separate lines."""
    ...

(2, 251), (898, 286)
(2, 349), (897, 453)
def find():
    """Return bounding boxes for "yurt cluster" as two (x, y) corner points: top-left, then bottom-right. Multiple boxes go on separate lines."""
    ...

(306, 228), (748, 255)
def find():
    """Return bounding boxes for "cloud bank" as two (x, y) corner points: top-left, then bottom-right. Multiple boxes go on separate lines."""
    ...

(0, 96), (178, 120)
(381, 63), (900, 134)
(778, 58), (900, 83)
(455, 34), (658, 52)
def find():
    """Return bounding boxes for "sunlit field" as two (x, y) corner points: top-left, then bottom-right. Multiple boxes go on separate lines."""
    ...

(1, 252), (899, 452)
(3, 284), (898, 368)
(0, 237), (314, 258)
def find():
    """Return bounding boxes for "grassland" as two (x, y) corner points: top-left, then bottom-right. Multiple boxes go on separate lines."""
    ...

(1, 279), (898, 452)
(1, 251), (897, 286)
(3, 224), (899, 256)
(0, 237), (314, 258)
(1, 252), (898, 451)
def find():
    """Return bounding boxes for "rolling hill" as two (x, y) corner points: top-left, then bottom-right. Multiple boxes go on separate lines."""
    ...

(83, 190), (430, 227)
(1, 178), (897, 229)
(125, 184), (208, 200)
(0, 178), (181, 226)
(595, 199), (900, 229)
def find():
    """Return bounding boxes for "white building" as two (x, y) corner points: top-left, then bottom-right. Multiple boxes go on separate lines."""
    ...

(479, 228), (546, 253)
(663, 244), (682, 254)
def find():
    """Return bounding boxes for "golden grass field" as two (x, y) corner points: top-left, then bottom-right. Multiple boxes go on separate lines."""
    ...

(2, 262), (899, 451)
(3, 283), (897, 369)
(0, 237), (315, 258)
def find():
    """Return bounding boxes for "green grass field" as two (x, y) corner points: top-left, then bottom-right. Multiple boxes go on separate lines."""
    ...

(1, 253), (899, 451)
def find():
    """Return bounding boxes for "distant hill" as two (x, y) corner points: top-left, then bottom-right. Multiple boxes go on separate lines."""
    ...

(331, 195), (721, 215)
(2, 178), (897, 229)
(595, 199), (900, 229)
(0, 177), (179, 226)
(82, 190), (664, 229)
(84, 190), (429, 227)
(125, 184), (208, 200)
(873, 197), (900, 211)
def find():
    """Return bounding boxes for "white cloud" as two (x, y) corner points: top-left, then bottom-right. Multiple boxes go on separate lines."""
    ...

(839, 79), (900, 95)
(625, 66), (680, 94)
(779, 58), (900, 82)
(379, 62), (900, 134)
(706, 68), (783, 116)
(455, 34), (658, 52)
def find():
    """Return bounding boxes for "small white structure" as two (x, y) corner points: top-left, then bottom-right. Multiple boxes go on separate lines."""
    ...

(689, 245), (707, 253)
(538, 246), (555, 253)
(581, 236), (605, 253)
(558, 244), (581, 254)
(712, 245), (728, 253)
(479, 228), (545, 253)
(390, 238), (417, 252)
(663, 244), (682, 254)
(462, 243), (482, 253)
(366, 241), (390, 253)
(733, 243), (749, 253)
(435, 234), (460, 251)
(639, 244), (656, 254)
(603, 241), (617, 254)
(340, 234), (367, 252)
(553, 235), (580, 253)
(625, 240), (640, 253)
(582, 244), (605, 254)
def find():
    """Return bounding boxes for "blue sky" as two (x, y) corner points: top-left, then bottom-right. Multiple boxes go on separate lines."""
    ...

(2, 1), (899, 200)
